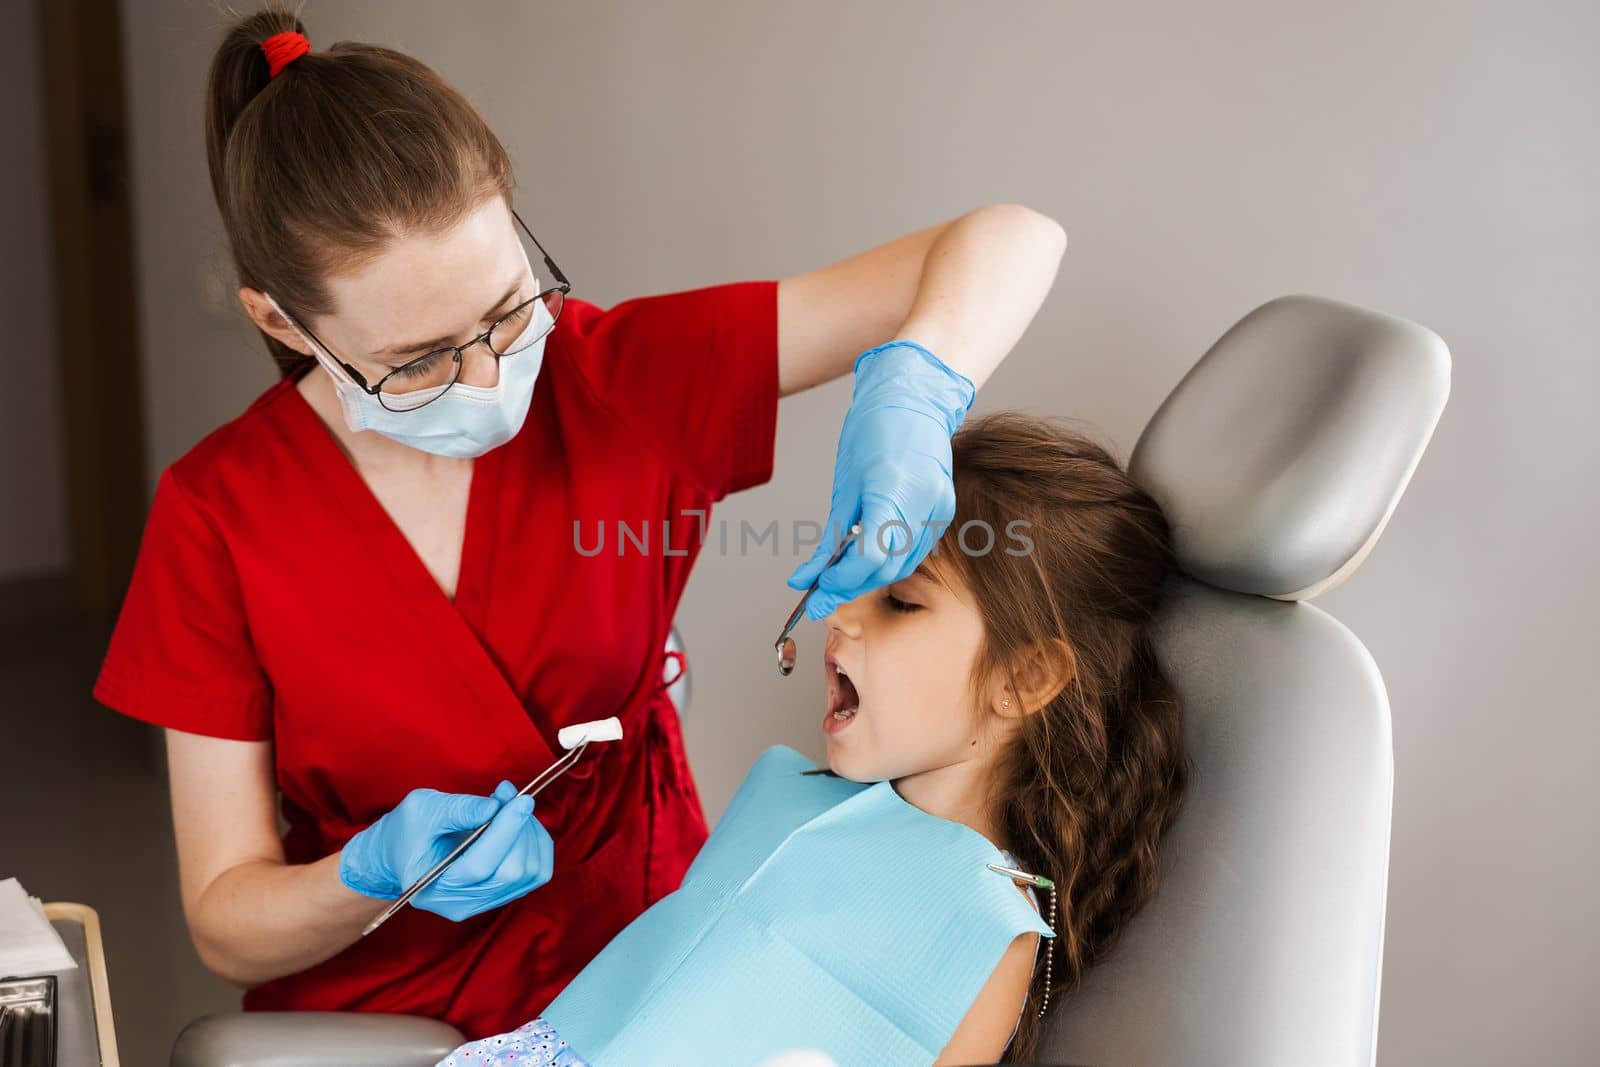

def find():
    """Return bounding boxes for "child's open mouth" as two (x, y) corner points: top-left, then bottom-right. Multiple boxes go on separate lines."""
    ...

(824, 657), (860, 735)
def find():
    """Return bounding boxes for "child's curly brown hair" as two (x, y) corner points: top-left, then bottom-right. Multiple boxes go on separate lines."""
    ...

(934, 411), (1191, 1062)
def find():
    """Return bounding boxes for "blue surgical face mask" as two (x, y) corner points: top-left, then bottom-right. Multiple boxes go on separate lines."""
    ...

(264, 261), (550, 459)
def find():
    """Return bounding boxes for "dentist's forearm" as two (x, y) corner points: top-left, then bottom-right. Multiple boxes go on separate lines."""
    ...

(894, 203), (1067, 389)
(187, 852), (384, 986)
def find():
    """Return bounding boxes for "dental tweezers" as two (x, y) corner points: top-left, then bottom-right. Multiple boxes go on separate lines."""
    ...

(362, 740), (591, 937)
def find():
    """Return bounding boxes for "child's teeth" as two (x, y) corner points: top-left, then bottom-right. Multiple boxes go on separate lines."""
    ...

(832, 706), (857, 720)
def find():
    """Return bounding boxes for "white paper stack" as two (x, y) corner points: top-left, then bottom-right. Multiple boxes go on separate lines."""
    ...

(0, 877), (76, 975)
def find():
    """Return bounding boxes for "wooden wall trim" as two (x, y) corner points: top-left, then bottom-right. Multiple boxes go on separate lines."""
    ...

(37, 0), (149, 621)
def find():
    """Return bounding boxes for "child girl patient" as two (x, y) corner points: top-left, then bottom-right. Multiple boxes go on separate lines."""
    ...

(440, 412), (1190, 1066)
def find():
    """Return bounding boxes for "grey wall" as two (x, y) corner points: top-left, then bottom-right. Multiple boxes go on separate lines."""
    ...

(2, 0), (68, 580)
(116, 1), (1596, 1063)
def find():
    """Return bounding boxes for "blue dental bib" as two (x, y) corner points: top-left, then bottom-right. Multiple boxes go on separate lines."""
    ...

(544, 745), (1053, 1066)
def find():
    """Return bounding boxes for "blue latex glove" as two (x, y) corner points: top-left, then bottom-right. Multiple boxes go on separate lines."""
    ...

(787, 340), (976, 619)
(339, 780), (554, 921)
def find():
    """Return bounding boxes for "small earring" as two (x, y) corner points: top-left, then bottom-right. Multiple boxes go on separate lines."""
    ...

(1001, 698), (1011, 709)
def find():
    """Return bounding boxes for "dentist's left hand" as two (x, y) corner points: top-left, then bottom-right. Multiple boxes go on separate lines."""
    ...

(788, 340), (975, 619)
(339, 780), (554, 921)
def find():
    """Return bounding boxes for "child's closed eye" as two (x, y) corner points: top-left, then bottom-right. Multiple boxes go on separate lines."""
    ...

(883, 590), (923, 614)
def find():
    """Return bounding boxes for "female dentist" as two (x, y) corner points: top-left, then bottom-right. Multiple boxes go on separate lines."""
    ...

(94, 7), (1065, 1040)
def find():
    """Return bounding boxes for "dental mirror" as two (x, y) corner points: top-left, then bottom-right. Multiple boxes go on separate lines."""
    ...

(772, 524), (860, 678)
(775, 636), (798, 676)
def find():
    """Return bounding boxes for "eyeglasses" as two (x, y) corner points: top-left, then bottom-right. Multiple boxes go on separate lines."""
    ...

(290, 208), (570, 412)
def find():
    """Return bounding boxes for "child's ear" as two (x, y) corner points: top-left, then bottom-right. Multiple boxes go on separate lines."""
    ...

(997, 639), (1076, 718)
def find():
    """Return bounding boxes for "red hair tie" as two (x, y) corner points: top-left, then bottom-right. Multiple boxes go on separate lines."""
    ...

(261, 31), (311, 79)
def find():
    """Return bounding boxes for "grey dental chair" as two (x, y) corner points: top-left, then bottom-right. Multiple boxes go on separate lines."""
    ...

(1039, 293), (1449, 1067)
(170, 295), (1449, 1067)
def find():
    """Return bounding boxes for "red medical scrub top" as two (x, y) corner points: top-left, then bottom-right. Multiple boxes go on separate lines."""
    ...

(93, 281), (779, 1038)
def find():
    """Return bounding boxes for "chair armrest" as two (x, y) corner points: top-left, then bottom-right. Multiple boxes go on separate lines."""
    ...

(171, 1011), (464, 1067)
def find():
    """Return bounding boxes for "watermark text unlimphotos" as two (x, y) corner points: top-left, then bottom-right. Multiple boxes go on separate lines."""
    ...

(572, 512), (1034, 559)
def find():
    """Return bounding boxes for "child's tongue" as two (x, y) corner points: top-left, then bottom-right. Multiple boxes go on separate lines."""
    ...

(825, 668), (864, 735)
(832, 671), (857, 713)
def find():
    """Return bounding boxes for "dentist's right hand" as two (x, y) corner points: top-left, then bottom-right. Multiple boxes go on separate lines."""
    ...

(338, 780), (554, 921)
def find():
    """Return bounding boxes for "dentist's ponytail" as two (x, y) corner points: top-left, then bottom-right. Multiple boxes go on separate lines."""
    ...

(204, 2), (515, 377)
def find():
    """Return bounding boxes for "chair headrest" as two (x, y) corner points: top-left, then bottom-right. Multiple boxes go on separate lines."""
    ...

(1129, 294), (1450, 600)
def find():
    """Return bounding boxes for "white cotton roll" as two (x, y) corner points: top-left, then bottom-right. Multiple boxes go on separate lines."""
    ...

(558, 716), (625, 750)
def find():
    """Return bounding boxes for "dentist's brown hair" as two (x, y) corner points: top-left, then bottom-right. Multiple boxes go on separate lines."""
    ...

(205, 2), (514, 377)
(936, 411), (1191, 1062)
